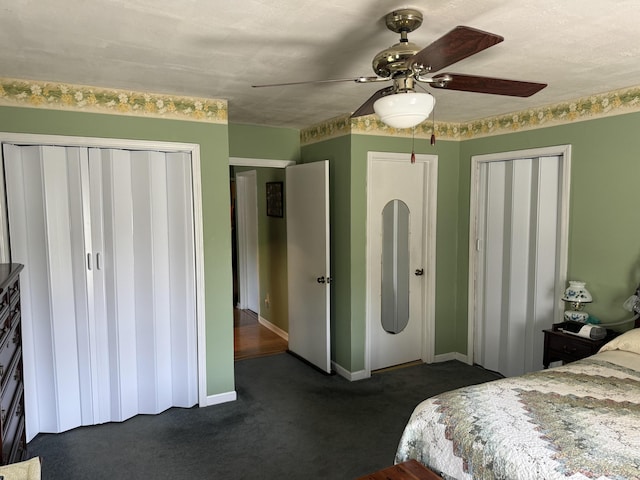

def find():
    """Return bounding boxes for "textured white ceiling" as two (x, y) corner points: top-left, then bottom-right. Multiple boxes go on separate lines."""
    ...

(2, 0), (640, 128)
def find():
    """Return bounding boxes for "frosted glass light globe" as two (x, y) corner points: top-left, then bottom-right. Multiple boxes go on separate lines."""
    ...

(374, 92), (435, 129)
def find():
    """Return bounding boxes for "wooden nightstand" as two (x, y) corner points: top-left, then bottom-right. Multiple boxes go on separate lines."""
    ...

(543, 322), (618, 368)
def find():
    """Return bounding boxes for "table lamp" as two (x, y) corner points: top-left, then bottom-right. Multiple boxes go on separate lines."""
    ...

(561, 281), (592, 323)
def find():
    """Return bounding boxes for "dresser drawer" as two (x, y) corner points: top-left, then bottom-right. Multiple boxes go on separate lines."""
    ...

(6, 414), (25, 464)
(1, 385), (23, 465)
(0, 265), (25, 466)
(0, 292), (9, 327)
(0, 304), (19, 345)
(6, 280), (19, 310)
(0, 322), (19, 389)
(1, 353), (21, 434)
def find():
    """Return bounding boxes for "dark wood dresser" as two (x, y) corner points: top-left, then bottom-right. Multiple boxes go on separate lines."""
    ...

(0, 264), (26, 464)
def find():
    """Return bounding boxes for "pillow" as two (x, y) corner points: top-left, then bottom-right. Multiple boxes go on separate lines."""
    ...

(599, 328), (640, 355)
(0, 457), (40, 480)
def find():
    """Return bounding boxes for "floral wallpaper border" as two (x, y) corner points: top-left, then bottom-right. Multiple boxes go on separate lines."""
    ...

(0, 77), (227, 123)
(301, 85), (640, 145)
(3, 77), (640, 139)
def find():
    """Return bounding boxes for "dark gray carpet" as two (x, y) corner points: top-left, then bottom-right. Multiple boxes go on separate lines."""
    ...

(28, 353), (501, 479)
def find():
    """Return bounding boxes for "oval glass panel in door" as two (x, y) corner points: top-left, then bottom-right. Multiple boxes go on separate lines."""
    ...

(381, 199), (410, 334)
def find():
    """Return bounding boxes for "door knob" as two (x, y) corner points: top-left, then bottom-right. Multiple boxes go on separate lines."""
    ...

(317, 276), (326, 284)
(415, 268), (424, 276)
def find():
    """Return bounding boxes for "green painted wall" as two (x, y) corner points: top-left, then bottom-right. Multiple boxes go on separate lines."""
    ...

(456, 113), (640, 352)
(0, 106), (234, 396)
(302, 113), (640, 370)
(229, 123), (300, 161)
(257, 169), (288, 330)
(4, 105), (638, 382)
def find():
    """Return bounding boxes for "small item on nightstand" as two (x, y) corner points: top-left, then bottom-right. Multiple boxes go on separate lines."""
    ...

(585, 314), (600, 324)
(561, 321), (607, 340)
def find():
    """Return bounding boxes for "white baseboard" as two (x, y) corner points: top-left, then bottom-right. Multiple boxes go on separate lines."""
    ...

(258, 316), (289, 341)
(205, 390), (237, 407)
(332, 361), (370, 381)
(433, 352), (470, 364)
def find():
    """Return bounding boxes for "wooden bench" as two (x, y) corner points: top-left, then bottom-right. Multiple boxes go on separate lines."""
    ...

(357, 460), (442, 479)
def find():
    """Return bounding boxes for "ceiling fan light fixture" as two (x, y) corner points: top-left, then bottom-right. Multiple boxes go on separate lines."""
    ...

(373, 92), (435, 129)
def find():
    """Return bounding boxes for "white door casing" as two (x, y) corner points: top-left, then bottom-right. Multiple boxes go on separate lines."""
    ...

(229, 158), (294, 319)
(1, 133), (207, 441)
(468, 145), (571, 376)
(366, 152), (438, 374)
(286, 161), (331, 373)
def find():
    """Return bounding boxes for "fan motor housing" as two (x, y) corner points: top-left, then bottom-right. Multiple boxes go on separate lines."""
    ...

(372, 41), (422, 78)
(373, 9), (424, 78)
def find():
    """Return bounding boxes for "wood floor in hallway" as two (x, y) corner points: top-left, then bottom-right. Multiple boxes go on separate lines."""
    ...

(234, 308), (288, 360)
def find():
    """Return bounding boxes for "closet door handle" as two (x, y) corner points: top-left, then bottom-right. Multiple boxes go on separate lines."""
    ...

(96, 253), (102, 271)
(87, 253), (92, 271)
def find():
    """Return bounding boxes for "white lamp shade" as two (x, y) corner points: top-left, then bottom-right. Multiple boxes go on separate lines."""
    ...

(373, 92), (435, 129)
(561, 281), (592, 303)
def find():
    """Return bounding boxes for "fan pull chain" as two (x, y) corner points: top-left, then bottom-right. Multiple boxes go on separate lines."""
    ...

(411, 126), (416, 164)
(430, 107), (436, 145)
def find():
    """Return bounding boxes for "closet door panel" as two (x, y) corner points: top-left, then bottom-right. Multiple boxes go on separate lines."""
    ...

(166, 152), (197, 406)
(131, 150), (173, 413)
(4, 145), (86, 435)
(5, 145), (53, 436)
(4, 142), (199, 440)
(475, 155), (564, 377)
(65, 148), (96, 427)
(87, 149), (112, 425)
(504, 160), (533, 377)
(480, 162), (506, 371)
(99, 149), (138, 422)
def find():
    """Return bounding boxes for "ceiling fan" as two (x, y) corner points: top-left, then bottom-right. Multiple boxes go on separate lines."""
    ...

(253, 9), (547, 129)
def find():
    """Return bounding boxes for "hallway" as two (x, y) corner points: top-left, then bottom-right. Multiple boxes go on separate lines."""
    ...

(233, 308), (288, 360)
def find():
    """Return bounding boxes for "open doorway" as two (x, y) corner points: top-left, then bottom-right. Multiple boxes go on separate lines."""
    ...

(229, 158), (294, 361)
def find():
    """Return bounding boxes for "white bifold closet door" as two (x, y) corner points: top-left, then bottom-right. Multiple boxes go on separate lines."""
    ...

(3, 144), (198, 442)
(474, 155), (564, 377)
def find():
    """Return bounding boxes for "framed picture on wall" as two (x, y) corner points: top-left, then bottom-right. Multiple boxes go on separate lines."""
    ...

(266, 181), (284, 217)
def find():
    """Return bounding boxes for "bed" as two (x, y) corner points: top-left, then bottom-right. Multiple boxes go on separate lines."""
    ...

(395, 326), (640, 480)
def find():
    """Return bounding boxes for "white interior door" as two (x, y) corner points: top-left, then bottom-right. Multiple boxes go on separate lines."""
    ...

(235, 171), (259, 313)
(286, 161), (330, 373)
(4, 143), (199, 441)
(470, 147), (570, 377)
(367, 152), (437, 372)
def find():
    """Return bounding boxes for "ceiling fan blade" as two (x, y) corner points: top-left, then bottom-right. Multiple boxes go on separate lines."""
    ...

(252, 76), (385, 88)
(351, 86), (396, 118)
(409, 26), (503, 73)
(431, 73), (547, 97)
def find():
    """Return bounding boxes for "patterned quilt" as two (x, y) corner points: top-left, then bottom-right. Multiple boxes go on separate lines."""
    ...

(395, 351), (640, 480)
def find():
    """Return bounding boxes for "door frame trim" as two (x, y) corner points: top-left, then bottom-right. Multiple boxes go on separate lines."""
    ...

(230, 157), (295, 168)
(365, 151), (438, 376)
(467, 144), (572, 365)
(0, 132), (208, 408)
(229, 157), (295, 312)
